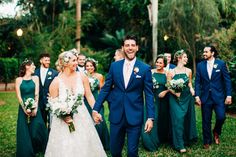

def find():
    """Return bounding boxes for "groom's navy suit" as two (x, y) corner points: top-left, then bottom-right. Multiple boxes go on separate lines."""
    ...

(195, 59), (232, 144)
(93, 59), (154, 157)
(35, 68), (58, 125)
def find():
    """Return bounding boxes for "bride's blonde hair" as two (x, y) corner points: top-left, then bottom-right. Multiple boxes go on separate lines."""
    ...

(56, 49), (78, 71)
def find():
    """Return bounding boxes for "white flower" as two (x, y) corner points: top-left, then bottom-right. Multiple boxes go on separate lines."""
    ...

(48, 71), (52, 75)
(134, 67), (139, 74)
(213, 64), (218, 69)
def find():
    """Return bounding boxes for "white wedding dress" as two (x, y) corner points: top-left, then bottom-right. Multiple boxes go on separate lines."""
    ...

(45, 75), (107, 157)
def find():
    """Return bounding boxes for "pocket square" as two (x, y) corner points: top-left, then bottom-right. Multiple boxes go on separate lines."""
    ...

(136, 75), (141, 78)
(48, 77), (52, 79)
(216, 69), (220, 72)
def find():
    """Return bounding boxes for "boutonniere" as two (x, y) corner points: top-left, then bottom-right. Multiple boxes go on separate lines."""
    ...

(47, 71), (52, 76)
(213, 64), (218, 69)
(134, 67), (139, 74)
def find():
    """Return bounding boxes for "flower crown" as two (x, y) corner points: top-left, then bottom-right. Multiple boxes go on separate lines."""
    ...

(62, 48), (79, 64)
(85, 57), (98, 66)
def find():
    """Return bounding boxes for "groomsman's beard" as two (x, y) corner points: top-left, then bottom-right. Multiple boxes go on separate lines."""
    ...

(42, 63), (50, 68)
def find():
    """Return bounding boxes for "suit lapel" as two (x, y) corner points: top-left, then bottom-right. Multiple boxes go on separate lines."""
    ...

(43, 69), (50, 87)
(202, 61), (210, 80)
(119, 60), (126, 89)
(211, 59), (218, 79)
(127, 60), (140, 88)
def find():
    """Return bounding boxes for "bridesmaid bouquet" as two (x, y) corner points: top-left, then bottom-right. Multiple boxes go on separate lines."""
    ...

(166, 78), (186, 93)
(152, 77), (159, 89)
(88, 76), (99, 92)
(47, 90), (83, 132)
(22, 98), (36, 123)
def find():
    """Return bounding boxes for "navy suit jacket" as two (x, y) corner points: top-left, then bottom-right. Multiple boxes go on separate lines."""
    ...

(195, 59), (232, 105)
(93, 59), (155, 126)
(35, 68), (58, 109)
(169, 63), (176, 69)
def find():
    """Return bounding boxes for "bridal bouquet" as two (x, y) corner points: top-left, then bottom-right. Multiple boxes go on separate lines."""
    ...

(22, 98), (36, 123)
(47, 90), (83, 132)
(152, 77), (159, 89)
(166, 78), (186, 93)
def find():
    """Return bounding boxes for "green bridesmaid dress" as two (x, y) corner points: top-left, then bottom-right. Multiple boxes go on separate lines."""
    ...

(169, 73), (198, 151)
(16, 79), (48, 157)
(84, 76), (110, 151)
(142, 72), (171, 151)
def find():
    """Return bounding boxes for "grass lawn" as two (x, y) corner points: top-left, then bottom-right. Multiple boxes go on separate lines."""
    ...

(0, 92), (236, 157)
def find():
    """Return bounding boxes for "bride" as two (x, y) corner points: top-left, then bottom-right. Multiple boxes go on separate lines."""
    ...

(45, 50), (107, 157)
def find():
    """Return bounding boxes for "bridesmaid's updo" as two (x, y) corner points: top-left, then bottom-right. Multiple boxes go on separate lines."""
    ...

(173, 50), (186, 63)
(19, 58), (33, 77)
(155, 54), (167, 67)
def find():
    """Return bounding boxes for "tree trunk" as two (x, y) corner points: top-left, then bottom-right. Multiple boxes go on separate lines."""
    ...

(152, 0), (158, 65)
(76, 0), (81, 54)
(4, 82), (7, 91)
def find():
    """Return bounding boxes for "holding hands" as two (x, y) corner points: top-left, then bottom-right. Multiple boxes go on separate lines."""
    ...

(92, 111), (103, 124)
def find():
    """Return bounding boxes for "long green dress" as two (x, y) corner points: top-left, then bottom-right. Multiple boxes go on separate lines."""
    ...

(16, 79), (48, 157)
(142, 72), (170, 151)
(84, 76), (110, 151)
(169, 73), (198, 151)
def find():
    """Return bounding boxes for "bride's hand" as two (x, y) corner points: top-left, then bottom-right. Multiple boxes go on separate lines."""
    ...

(64, 116), (73, 124)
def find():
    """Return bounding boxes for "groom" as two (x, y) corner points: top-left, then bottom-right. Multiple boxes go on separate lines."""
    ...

(92, 35), (155, 157)
(195, 46), (232, 149)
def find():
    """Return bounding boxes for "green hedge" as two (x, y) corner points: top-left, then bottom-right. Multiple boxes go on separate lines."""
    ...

(0, 58), (18, 90)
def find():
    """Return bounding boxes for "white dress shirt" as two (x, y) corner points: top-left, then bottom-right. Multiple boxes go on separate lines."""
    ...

(207, 58), (215, 79)
(123, 58), (136, 88)
(40, 67), (48, 86)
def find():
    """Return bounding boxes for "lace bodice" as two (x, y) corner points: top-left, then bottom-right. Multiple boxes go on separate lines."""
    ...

(58, 74), (85, 102)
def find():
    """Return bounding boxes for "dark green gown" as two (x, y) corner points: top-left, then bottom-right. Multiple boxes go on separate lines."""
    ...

(16, 79), (48, 157)
(142, 72), (170, 151)
(84, 76), (110, 151)
(169, 73), (198, 151)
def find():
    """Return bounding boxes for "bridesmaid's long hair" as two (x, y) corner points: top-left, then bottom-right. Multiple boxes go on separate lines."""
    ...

(19, 59), (33, 77)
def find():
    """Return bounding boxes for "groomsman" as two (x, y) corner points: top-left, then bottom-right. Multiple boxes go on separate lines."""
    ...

(92, 35), (155, 157)
(195, 46), (232, 149)
(164, 52), (176, 70)
(76, 53), (86, 72)
(35, 53), (58, 127)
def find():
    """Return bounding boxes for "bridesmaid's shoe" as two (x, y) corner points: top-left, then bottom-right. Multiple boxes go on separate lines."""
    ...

(179, 148), (187, 153)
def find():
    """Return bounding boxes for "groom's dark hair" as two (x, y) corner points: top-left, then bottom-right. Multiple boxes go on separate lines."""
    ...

(123, 35), (138, 46)
(209, 45), (218, 57)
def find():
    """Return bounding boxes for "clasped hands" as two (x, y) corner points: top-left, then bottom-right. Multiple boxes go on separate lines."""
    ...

(92, 111), (103, 124)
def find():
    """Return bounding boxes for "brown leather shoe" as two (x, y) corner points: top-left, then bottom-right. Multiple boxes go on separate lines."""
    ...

(213, 132), (220, 144)
(203, 144), (210, 149)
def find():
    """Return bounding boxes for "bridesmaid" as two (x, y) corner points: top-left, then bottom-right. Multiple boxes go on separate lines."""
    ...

(15, 59), (48, 157)
(167, 50), (198, 153)
(142, 54), (170, 151)
(84, 58), (110, 151)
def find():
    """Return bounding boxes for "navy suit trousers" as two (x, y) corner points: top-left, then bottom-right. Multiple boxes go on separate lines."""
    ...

(110, 114), (141, 157)
(201, 95), (226, 144)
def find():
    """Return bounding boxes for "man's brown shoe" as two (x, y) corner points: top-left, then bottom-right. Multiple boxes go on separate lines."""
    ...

(203, 144), (210, 149)
(213, 132), (220, 145)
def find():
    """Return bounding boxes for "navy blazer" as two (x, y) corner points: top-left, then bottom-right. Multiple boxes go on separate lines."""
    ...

(93, 59), (155, 126)
(169, 63), (176, 69)
(35, 68), (58, 108)
(195, 59), (232, 105)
